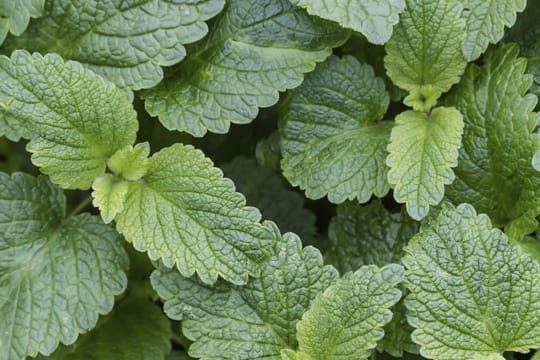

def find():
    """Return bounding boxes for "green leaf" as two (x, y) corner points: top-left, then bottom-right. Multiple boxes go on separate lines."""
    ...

(403, 202), (540, 359)
(384, 0), (467, 100)
(107, 143), (150, 181)
(283, 264), (403, 360)
(460, 0), (527, 61)
(0, 0), (44, 44)
(0, 51), (138, 189)
(40, 296), (171, 360)
(378, 298), (419, 358)
(143, 0), (348, 137)
(0, 172), (128, 360)
(256, 131), (282, 170)
(280, 55), (391, 203)
(5, 0), (225, 91)
(288, 0), (405, 44)
(91, 174), (129, 224)
(387, 107), (464, 220)
(115, 144), (275, 285)
(151, 227), (339, 359)
(446, 44), (540, 241)
(221, 156), (317, 243)
(325, 200), (419, 273)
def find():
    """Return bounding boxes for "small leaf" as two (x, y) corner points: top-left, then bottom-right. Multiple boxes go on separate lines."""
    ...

(0, 0), (44, 44)
(0, 173), (128, 360)
(387, 107), (464, 220)
(108, 143), (150, 181)
(91, 174), (129, 224)
(404, 202), (540, 359)
(280, 55), (391, 203)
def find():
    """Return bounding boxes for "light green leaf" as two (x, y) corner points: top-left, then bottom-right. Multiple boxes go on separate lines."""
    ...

(384, 0), (467, 102)
(5, 0), (225, 91)
(107, 143), (150, 181)
(0, 51), (138, 189)
(288, 0), (404, 44)
(403, 202), (540, 359)
(280, 55), (391, 204)
(40, 296), (171, 360)
(460, 0), (527, 61)
(325, 200), (418, 273)
(446, 44), (540, 241)
(115, 144), (275, 285)
(0, 173), (128, 360)
(143, 0), (348, 137)
(387, 107), (464, 220)
(0, 0), (44, 44)
(91, 174), (129, 224)
(284, 264), (403, 360)
(221, 156), (317, 243)
(151, 227), (339, 359)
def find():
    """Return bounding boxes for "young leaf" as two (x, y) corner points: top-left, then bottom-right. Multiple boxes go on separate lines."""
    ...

(91, 174), (130, 224)
(325, 201), (419, 273)
(0, 173), (128, 360)
(387, 107), (463, 220)
(460, 0), (527, 61)
(39, 296), (171, 360)
(446, 44), (540, 241)
(115, 144), (275, 285)
(288, 0), (405, 44)
(143, 0), (348, 137)
(0, 51), (138, 189)
(280, 55), (392, 204)
(282, 264), (403, 360)
(151, 228), (339, 359)
(5, 0), (225, 91)
(384, 0), (467, 104)
(403, 202), (540, 359)
(0, 0), (44, 44)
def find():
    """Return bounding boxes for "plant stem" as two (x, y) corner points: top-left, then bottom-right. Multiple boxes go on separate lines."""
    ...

(66, 196), (93, 219)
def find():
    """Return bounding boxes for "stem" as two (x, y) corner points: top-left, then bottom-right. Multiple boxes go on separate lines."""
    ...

(66, 196), (93, 219)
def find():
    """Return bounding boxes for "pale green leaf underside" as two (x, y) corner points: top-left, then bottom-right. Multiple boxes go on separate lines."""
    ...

(286, 264), (403, 360)
(280, 55), (391, 204)
(404, 203), (540, 359)
(289, 0), (404, 44)
(387, 107), (464, 220)
(325, 200), (419, 273)
(385, 0), (466, 94)
(144, 0), (348, 137)
(0, 173), (128, 360)
(40, 296), (171, 360)
(151, 228), (339, 359)
(6, 0), (225, 91)
(0, 0), (43, 44)
(460, 0), (527, 61)
(0, 51), (138, 189)
(446, 44), (540, 241)
(115, 144), (275, 285)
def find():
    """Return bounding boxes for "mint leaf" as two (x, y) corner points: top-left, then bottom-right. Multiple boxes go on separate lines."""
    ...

(40, 296), (171, 360)
(282, 264), (403, 360)
(5, 0), (225, 91)
(446, 44), (540, 241)
(0, 0), (43, 44)
(387, 107), (463, 220)
(0, 51), (138, 189)
(461, 0), (527, 61)
(0, 173), (128, 360)
(288, 0), (404, 44)
(404, 202), (540, 359)
(115, 144), (275, 285)
(384, 0), (467, 100)
(325, 201), (419, 273)
(91, 174), (129, 224)
(143, 0), (348, 137)
(378, 298), (419, 358)
(256, 132), (282, 170)
(151, 227), (339, 359)
(280, 55), (391, 203)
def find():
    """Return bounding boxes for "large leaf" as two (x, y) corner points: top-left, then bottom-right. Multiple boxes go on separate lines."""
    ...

(0, 173), (128, 360)
(288, 0), (405, 44)
(446, 44), (540, 241)
(403, 202), (540, 359)
(5, 0), (225, 91)
(387, 107), (464, 220)
(0, 0), (44, 44)
(115, 144), (275, 285)
(0, 51), (138, 189)
(280, 55), (391, 204)
(143, 0), (348, 137)
(151, 228), (339, 359)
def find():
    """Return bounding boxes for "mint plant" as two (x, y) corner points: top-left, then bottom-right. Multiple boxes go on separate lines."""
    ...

(1, 1), (540, 360)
